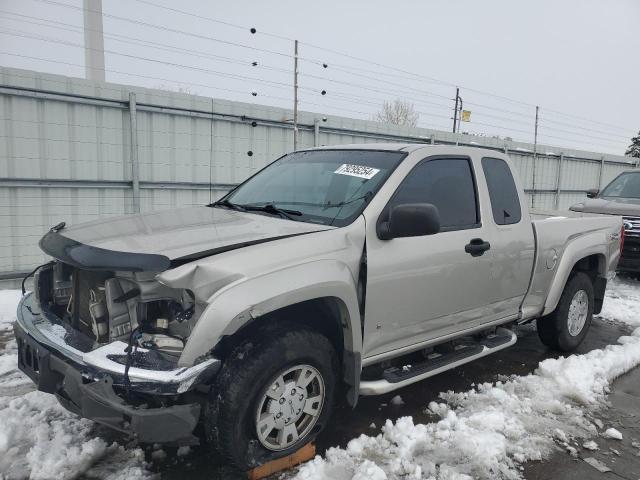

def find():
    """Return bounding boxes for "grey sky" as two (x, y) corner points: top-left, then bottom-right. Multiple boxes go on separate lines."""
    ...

(1, 0), (638, 154)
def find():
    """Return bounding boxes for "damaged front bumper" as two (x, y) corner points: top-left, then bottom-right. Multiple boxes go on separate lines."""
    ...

(14, 293), (221, 444)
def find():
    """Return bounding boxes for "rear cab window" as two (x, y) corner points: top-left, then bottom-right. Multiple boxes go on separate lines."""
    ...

(481, 157), (522, 225)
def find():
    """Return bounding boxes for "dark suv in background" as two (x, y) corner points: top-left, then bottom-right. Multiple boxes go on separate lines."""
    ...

(570, 170), (640, 276)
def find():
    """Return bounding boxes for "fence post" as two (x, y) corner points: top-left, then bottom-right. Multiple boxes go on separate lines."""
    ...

(598, 155), (605, 190)
(313, 118), (320, 147)
(129, 92), (140, 213)
(555, 153), (564, 209)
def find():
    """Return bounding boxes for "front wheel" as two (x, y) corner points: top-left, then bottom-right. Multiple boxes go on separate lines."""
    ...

(537, 271), (594, 352)
(204, 325), (337, 469)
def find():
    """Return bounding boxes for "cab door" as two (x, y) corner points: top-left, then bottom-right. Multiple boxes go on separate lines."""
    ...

(362, 155), (500, 359)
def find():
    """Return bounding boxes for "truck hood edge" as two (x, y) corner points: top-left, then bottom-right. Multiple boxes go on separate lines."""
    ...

(40, 206), (334, 271)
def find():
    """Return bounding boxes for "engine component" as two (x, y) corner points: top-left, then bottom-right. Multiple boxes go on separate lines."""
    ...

(139, 333), (184, 355)
(88, 289), (109, 342)
(105, 278), (136, 341)
(155, 317), (169, 331)
(52, 262), (72, 306)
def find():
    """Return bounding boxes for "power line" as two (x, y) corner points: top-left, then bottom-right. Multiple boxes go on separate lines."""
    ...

(31, 0), (295, 58)
(537, 125), (624, 146)
(0, 29), (456, 119)
(0, 11), (296, 77)
(130, 0), (294, 42)
(0, 30), (299, 91)
(541, 108), (633, 134)
(22, 0), (637, 138)
(34, 0), (633, 137)
(300, 71), (452, 102)
(5, 1), (633, 153)
(0, 25), (461, 116)
(0, 51), (294, 105)
(1, 11), (461, 112)
(3, 13), (458, 112)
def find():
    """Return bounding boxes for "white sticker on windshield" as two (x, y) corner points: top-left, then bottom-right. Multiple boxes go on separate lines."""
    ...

(334, 164), (380, 180)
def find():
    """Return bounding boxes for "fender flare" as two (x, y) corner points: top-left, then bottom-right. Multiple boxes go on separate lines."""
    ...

(178, 260), (363, 402)
(542, 233), (607, 316)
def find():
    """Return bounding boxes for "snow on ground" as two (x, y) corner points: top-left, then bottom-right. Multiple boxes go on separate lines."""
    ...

(1, 278), (639, 480)
(0, 291), (154, 480)
(0, 290), (23, 332)
(296, 277), (640, 480)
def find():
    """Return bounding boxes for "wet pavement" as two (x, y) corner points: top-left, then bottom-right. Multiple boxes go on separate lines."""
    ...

(151, 315), (634, 479)
(524, 366), (640, 480)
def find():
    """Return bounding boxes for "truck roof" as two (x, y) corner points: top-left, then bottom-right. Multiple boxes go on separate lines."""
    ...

(306, 143), (431, 152)
(303, 143), (504, 156)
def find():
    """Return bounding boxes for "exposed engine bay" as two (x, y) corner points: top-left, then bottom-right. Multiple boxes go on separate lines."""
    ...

(35, 261), (201, 356)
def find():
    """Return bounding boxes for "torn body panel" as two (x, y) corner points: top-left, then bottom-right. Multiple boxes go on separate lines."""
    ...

(159, 217), (367, 391)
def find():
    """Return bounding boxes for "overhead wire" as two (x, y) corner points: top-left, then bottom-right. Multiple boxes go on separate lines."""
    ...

(16, 1), (637, 140)
(0, 11), (295, 77)
(0, 30), (298, 90)
(0, 12), (461, 113)
(5, 0), (634, 154)
(0, 50), (295, 105)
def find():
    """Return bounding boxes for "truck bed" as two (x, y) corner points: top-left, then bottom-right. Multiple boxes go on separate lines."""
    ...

(521, 210), (622, 321)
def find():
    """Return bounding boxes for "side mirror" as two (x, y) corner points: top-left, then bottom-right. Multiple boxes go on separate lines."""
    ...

(586, 188), (599, 198)
(377, 203), (440, 240)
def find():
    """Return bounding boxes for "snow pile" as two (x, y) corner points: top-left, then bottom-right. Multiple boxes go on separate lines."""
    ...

(602, 427), (622, 440)
(296, 278), (640, 480)
(0, 289), (23, 331)
(0, 291), (154, 480)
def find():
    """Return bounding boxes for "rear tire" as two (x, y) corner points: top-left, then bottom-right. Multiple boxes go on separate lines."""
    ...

(204, 324), (337, 470)
(537, 272), (594, 352)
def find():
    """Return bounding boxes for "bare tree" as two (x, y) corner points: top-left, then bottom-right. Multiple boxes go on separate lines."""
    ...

(375, 99), (419, 127)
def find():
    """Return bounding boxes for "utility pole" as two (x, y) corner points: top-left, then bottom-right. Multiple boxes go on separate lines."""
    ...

(532, 105), (540, 208)
(83, 0), (105, 82)
(452, 86), (460, 133)
(293, 39), (299, 151)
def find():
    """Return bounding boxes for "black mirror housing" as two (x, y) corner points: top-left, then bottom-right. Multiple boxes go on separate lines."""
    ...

(378, 203), (441, 240)
(586, 188), (599, 198)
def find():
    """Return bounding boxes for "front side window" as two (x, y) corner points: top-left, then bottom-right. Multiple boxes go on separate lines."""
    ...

(219, 150), (406, 226)
(482, 157), (522, 225)
(600, 172), (640, 199)
(388, 157), (479, 230)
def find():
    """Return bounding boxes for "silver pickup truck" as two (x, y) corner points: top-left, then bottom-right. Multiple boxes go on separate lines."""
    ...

(14, 144), (622, 469)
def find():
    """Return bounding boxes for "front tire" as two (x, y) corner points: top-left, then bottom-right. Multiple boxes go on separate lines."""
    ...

(537, 271), (594, 352)
(204, 325), (337, 469)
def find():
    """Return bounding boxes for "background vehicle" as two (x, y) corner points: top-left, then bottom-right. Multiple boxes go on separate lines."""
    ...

(570, 170), (640, 276)
(14, 144), (622, 469)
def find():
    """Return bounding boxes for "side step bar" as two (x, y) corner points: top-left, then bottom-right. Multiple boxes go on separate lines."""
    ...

(359, 328), (517, 395)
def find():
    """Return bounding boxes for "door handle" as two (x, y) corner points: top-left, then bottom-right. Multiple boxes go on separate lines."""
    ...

(465, 238), (491, 257)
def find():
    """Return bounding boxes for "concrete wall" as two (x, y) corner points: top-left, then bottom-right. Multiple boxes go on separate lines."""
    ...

(0, 66), (636, 281)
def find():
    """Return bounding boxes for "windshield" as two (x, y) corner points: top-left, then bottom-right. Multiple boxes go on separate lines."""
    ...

(217, 149), (406, 226)
(600, 172), (640, 199)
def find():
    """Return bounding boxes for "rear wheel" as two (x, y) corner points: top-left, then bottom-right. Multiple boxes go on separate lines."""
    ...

(204, 324), (337, 469)
(537, 272), (594, 352)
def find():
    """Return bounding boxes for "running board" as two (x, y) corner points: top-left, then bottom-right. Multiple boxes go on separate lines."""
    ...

(359, 328), (517, 395)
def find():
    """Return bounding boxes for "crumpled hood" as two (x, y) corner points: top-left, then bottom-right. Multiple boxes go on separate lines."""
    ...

(49, 206), (334, 261)
(570, 197), (640, 217)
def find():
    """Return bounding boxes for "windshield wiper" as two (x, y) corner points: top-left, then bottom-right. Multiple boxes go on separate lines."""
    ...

(240, 203), (303, 220)
(209, 199), (246, 211)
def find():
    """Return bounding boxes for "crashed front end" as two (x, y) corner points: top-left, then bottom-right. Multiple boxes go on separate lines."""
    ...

(13, 229), (221, 445)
